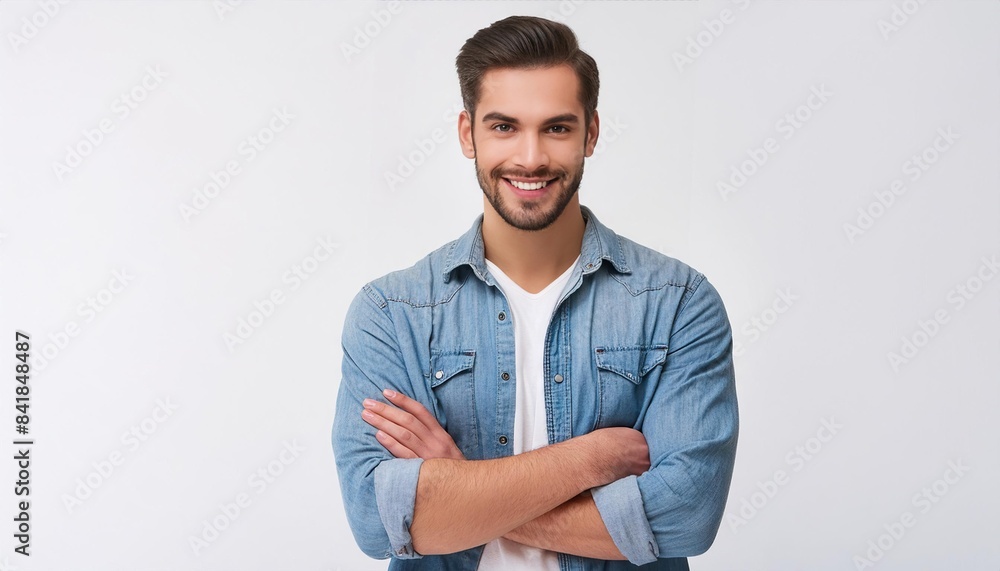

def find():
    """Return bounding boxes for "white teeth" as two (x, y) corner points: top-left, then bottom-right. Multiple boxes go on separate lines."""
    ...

(507, 179), (550, 191)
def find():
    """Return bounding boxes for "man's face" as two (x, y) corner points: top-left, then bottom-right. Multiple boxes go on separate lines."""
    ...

(459, 65), (599, 231)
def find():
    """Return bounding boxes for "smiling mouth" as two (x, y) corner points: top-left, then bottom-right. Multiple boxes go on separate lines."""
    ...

(502, 177), (558, 191)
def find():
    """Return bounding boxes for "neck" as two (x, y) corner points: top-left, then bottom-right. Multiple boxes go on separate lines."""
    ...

(482, 197), (586, 294)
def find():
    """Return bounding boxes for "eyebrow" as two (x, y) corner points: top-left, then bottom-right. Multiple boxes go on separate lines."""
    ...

(480, 112), (579, 126)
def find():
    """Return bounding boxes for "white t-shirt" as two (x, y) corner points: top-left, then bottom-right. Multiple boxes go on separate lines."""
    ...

(477, 255), (579, 571)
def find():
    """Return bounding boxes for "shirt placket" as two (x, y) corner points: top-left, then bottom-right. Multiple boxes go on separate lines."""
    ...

(491, 282), (516, 459)
(544, 263), (592, 446)
(544, 300), (572, 446)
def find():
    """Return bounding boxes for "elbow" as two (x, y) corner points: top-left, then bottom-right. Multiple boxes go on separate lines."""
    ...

(657, 510), (724, 558)
(643, 487), (727, 559)
(682, 529), (718, 557)
(341, 506), (396, 560)
(348, 513), (422, 560)
(350, 517), (424, 560)
(650, 525), (719, 560)
(356, 538), (393, 561)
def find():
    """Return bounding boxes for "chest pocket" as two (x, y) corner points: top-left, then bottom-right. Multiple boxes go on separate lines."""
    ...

(429, 349), (479, 457)
(594, 345), (668, 429)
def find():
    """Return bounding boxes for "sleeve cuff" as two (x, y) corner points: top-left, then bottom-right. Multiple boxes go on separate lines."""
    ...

(373, 457), (425, 559)
(592, 475), (659, 565)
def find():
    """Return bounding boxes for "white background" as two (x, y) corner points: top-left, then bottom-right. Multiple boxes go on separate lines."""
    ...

(1, 1), (997, 570)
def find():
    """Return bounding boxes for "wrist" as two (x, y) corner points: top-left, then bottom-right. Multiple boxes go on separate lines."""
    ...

(564, 432), (608, 489)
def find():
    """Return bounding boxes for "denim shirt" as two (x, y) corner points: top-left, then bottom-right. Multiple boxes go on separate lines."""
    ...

(332, 205), (738, 570)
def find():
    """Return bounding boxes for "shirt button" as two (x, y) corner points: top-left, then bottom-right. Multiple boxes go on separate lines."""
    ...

(498, 435), (508, 445)
(498, 311), (506, 321)
(435, 370), (444, 380)
(501, 371), (510, 381)
(586, 263), (594, 269)
(554, 374), (564, 383)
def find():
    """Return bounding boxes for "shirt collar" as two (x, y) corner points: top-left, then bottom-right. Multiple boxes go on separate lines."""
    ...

(442, 204), (631, 283)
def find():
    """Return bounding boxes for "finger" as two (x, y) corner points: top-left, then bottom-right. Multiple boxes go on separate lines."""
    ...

(361, 407), (426, 453)
(375, 430), (419, 459)
(382, 390), (467, 460)
(382, 389), (442, 431)
(363, 397), (430, 441)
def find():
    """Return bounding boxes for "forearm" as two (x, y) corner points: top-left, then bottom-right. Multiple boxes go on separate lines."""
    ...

(410, 435), (605, 555)
(503, 491), (627, 560)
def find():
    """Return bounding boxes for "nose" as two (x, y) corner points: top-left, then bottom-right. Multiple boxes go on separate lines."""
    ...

(511, 131), (549, 174)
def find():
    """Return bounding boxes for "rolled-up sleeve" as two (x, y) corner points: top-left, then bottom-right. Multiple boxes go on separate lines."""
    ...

(374, 457), (424, 558)
(592, 475), (658, 564)
(332, 285), (425, 560)
(593, 274), (739, 564)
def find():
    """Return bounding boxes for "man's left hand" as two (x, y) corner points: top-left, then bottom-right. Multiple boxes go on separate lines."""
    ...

(361, 389), (465, 460)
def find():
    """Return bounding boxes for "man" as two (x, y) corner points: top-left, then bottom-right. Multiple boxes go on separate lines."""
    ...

(332, 15), (738, 570)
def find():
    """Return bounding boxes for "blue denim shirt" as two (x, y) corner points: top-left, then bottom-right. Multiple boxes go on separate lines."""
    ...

(332, 205), (738, 570)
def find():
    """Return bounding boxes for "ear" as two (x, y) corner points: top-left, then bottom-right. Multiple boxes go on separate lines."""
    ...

(584, 109), (600, 158)
(458, 109), (476, 159)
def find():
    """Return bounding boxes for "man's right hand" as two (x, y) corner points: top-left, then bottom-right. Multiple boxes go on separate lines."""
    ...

(361, 389), (465, 461)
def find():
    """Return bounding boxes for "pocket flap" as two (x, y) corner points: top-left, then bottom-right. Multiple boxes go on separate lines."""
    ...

(594, 345), (668, 384)
(429, 350), (476, 388)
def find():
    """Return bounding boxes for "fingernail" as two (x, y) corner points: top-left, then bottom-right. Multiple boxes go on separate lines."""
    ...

(383, 389), (397, 398)
(362, 410), (375, 420)
(363, 399), (376, 409)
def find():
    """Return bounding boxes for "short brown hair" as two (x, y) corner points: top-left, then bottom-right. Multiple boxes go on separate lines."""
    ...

(456, 15), (599, 128)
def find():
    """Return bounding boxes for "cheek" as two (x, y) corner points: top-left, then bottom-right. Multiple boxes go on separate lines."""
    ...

(564, 144), (588, 163)
(478, 161), (502, 178)
(476, 155), (506, 177)
(476, 138), (520, 161)
(549, 142), (583, 164)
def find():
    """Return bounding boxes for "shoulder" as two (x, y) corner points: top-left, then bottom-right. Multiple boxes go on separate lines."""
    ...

(354, 239), (468, 310)
(610, 236), (731, 338)
(612, 234), (707, 298)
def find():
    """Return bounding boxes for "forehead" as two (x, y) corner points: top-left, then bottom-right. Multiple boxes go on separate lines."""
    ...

(478, 65), (581, 118)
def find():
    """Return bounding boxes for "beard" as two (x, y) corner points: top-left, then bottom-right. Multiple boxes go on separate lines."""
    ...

(475, 154), (584, 232)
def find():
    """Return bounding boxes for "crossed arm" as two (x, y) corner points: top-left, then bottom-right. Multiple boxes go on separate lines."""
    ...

(361, 389), (649, 558)
(337, 277), (738, 562)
